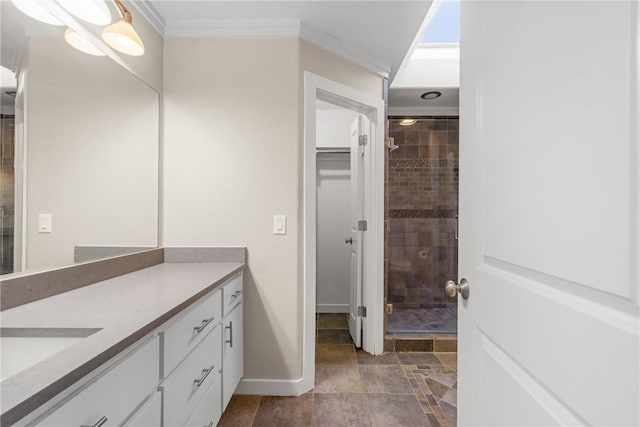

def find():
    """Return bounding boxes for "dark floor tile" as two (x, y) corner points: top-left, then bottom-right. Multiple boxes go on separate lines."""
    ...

(317, 313), (349, 329)
(316, 364), (363, 393)
(359, 365), (413, 393)
(313, 393), (370, 426)
(316, 344), (356, 364)
(366, 393), (430, 427)
(396, 352), (442, 366)
(317, 329), (352, 344)
(383, 338), (396, 352)
(218, 394), (261, 427)
(252, 394), (313, 427)
(425, 378), (449, 400)
(440, 387), (457, 408)
(426, 413), (442, 427)
(439, 400), (457, 427)
(356, 350), (399, 365)
(395, 339), (434, 352)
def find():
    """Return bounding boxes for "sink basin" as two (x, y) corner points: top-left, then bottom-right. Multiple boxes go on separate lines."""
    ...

(0, 328), (101, 381)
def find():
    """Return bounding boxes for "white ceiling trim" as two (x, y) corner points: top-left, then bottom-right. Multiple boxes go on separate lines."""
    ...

(164, 19), (301, 37)
(127, 1), (390, 78)
(389, 106), (459, 117)
(298, 24), (390, 78)
(128, 0), (166, 36)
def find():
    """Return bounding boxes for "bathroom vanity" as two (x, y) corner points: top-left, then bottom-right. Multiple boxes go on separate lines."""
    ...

(0, 248), (245, 426)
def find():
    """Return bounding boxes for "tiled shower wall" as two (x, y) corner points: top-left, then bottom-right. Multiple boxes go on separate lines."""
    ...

(385, 117), (459, 310)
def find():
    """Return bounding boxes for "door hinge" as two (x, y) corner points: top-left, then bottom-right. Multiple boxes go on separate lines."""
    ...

(357, 306), (367, 317)
(357, 220), (367, 231)
(358, 135), (368, 146)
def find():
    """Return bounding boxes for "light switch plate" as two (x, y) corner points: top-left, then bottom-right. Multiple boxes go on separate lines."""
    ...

(273, 214), (286, 235)
(38, 213), (52, 233)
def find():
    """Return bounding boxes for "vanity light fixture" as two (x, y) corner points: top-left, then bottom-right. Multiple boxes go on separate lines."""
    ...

(101, 0), (145, 56)
(10, 0), (63, 26)
(64, 28), (106, 56)
(57, 0), (111, 25)
(399, 119), (418, 126)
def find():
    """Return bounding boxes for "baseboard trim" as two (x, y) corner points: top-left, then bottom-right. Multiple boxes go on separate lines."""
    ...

(316, 304), (349, 313)
(235, 377), (313, 396)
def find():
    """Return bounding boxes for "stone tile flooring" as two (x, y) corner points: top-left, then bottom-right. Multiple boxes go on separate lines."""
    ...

(219, 313), (457, 426)
(387, 307), (458, 334)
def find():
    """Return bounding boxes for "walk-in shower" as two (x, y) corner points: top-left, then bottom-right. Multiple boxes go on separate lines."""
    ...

(385, 116), (459, 334)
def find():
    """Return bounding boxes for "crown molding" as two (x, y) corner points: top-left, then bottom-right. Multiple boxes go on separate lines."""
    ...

(128, 3), (391, 78)
(388, 106), (459, 117)
(128, 0), (167, 36)
(164, 19), (301, 38)
(298, 24), (390, 78)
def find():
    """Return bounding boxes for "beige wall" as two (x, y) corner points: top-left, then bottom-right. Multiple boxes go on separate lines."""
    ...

(163, 38), (302, 380)
(25, 38), (159, 271)
(162, 37), (383, 384)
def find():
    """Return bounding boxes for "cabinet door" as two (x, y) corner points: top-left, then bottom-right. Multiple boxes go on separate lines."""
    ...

(121, 392), (161, 427)
(160, 289), (222, 378)
(35, 337), (159, 427)
(161, 325), (222, 427)
(183, 372), (222, 427)
(222, 302), (243, 409)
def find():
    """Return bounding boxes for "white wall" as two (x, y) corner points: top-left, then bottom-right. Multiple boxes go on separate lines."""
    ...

(316, 153), (350, 312)
(316, 101), (358, 149)
(24, 37), (159, 271)
(163, 37), (383, 387)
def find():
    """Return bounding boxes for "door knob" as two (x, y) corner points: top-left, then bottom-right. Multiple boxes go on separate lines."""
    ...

(345, 237), (353, 244)
(445, 278), (469, 300)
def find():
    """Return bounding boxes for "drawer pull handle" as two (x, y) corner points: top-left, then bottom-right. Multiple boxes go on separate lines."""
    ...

(81, 416), (107, 427)
(194, 365), (215, 387)
(225, 321), (233, 348)
(231, 290), (242, 300)
(194, 316), (215, 333)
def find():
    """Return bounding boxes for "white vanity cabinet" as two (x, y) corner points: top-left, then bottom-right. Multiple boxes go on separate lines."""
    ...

(15, 269), (244, 427)
(32, 336), (159, 427)
(221, 275), (244, 408)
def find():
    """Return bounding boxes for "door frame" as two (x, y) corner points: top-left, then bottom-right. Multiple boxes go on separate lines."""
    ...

(302, 71), (385, 391)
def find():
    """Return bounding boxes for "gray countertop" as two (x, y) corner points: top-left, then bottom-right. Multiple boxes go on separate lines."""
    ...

(0, 261), (245, 426)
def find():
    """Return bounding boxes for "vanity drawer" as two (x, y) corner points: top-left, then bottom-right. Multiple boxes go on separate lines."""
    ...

(222, 274), (243, 317)
(121, 391), (161, 426)
(160, 325), (222, 427)
(160, 288), (222, 377)
(183, 372), (222, 427)
(36, 336), (159, 427)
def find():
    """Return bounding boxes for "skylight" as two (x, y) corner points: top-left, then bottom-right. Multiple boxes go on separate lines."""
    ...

(420, 0), (460, 44)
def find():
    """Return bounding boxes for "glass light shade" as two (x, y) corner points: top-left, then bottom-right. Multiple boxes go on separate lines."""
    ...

(10, 0), (63, 26)
(57, 0), (111, 25)
(399, 119), (418, 126)
(102, 20), (144, 56)
(64, 28), (106, 56)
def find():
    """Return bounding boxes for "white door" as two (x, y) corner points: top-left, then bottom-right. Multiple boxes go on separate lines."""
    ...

(458, 1), (639, 426)
(348, 114), (368, 347)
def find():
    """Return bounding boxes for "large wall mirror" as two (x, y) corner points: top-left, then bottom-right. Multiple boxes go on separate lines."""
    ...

(1, 1), (159, 276)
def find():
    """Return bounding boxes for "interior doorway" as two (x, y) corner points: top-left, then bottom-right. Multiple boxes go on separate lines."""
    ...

(302, 71), (385, 392)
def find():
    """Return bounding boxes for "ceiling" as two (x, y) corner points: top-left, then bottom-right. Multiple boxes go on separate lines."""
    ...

(138, 1), (433, 79)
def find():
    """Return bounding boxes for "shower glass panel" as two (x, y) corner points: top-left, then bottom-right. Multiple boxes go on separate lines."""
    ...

(385, 117), (459, 333)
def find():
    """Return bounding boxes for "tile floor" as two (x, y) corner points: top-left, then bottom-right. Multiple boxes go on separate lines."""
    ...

(218, 314), (457, 427)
